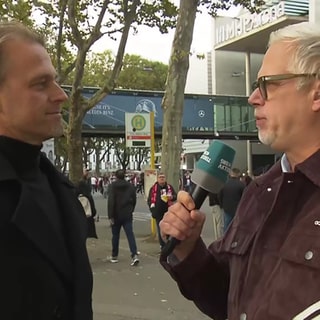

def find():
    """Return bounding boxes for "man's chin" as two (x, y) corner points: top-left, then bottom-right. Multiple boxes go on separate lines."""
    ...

(258, 132), (274, 146)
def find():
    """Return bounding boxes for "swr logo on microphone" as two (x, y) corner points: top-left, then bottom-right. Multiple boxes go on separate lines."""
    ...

(200, 150), (211, 163)
(218, 159), (232, 173)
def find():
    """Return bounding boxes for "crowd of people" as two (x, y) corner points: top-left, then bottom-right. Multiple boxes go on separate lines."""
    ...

(87, 171), (145, 198)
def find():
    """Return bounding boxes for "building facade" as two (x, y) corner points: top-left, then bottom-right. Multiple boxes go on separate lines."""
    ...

(183, 0), (310, 175)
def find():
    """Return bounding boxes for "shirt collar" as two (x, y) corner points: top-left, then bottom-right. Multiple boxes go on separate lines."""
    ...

(280, 154), (291, 173)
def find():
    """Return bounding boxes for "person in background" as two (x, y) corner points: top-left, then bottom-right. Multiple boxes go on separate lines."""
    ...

(77, 169), (98, 238)
(159, 22), (320, 320)
(183, 170), (193, 193)
(107, 169), (139, 266)
(0, 21), (92, 319)
(218, 167), (245, 232)
(208, 192), (223, 240)
(147, 172), (177, 250)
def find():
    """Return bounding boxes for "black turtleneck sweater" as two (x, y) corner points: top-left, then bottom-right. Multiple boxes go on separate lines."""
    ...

(0, 136), (66, 240)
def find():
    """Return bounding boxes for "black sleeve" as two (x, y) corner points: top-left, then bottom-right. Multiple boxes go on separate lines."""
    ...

(171, 185), (177, 202)
(107, 184), (114, 219)
(131, 185), (137, 210)
(147, 186), (153, 207)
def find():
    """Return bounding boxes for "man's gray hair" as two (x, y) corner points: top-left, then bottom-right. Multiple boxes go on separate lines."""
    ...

(269, 22), (320, 89)
(0, 21), (45, 84)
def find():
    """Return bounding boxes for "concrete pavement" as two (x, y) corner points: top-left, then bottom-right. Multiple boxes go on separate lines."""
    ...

(88, 193), (213, 320)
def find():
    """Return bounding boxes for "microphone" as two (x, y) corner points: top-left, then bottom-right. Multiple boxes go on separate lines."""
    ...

(161, 140), (235, 258)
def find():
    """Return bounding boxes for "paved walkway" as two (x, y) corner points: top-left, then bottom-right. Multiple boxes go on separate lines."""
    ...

(87, 203), (212, 320)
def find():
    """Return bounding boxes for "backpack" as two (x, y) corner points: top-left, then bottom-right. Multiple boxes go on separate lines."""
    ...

(78, 194), (92, 217)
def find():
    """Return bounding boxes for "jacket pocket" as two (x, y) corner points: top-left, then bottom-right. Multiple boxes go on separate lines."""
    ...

(280, 232), (320, 270)
(220, 226), (256, 256)
(268, 232), (320, 319)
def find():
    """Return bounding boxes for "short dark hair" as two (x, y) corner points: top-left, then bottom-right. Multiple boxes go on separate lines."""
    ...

(0, 21), (45, 84)
(115, 169), (125, 180)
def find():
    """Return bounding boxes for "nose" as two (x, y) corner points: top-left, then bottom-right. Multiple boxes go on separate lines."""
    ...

(248, 88), (264, 108)
(52, 82), (68, 103)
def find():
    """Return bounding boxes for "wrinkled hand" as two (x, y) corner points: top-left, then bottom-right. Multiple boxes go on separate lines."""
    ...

(159, 191), (206, 260)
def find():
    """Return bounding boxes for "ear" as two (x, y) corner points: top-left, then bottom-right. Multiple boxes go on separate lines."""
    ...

(312, 82), (320, 111)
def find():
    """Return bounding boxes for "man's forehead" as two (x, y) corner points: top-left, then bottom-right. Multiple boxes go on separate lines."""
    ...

(258, 41), (293, 77)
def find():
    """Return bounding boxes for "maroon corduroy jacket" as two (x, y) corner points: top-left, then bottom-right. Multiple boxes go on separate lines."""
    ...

(161, 149), (320, 320)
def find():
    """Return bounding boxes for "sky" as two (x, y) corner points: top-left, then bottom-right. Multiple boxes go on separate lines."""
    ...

(93, 11), (213, 64)
(91, 3), (241, 94)
(92, 5), (240, 65)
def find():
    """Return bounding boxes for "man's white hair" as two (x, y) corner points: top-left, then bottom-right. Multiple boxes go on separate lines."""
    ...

(269, 22), (320, 88)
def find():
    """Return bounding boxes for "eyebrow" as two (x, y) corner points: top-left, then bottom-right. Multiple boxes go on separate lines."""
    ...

(30, 72), (58, 83)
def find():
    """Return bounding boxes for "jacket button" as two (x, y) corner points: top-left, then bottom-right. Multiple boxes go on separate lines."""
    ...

(240, 313), (247, 320)
(53, 306), (62, 319)
(231, 241), (238, 249)
(305, 251), (314, 260)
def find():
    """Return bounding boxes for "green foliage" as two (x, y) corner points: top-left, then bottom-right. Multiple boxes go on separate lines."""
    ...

(199, 0), (265, 15)
(0, 0), (34, 25)
(80, 51), (168, 90)
(117, 54), (168, 91)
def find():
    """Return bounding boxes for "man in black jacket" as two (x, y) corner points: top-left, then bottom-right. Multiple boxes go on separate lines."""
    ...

(0, 21), (92, 319)
(218, 167), (245, 232)
(107, 169), (139, 266)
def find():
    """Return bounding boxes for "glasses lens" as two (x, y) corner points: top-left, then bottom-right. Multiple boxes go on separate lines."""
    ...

(252, 78), (267, 100)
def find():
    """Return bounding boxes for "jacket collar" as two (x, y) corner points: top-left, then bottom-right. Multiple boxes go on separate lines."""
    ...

(254, 149), (320, 188)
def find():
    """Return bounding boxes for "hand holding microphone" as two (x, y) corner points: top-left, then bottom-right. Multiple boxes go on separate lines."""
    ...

(160, 141), (235, 258)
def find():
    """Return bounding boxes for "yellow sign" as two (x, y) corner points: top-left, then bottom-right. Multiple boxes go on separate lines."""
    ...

(131, 115), (146, 130)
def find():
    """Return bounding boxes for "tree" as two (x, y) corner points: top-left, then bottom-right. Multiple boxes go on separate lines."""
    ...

(73, 51), (168, 175)
(161, 0), (265, 191)
(81, 51), (168, 90)
(23, 0), (179, 183)
(59, 0), (178, 184)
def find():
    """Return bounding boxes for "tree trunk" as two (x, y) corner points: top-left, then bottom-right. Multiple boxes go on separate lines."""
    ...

(161, 0), (198, 191)
(67, 103), (85, 184)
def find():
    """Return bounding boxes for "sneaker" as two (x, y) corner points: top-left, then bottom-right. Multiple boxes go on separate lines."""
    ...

(130, 255), (139, 266)
(110, 257), (118, 263)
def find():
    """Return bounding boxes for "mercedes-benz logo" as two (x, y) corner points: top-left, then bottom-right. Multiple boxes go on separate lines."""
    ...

(198, 110), (205, 117)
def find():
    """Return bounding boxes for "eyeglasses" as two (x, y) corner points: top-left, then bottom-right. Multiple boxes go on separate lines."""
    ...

(251, 73), (317, 100)
(158, 175), (165, 178)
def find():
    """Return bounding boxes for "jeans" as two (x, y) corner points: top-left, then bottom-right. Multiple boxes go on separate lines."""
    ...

(155, 218), (166, 249)
(111, 218), (138, 258)
(223, 212), (234, 233)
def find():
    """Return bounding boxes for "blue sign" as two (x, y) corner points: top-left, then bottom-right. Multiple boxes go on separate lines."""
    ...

(80, 89), (214, 133)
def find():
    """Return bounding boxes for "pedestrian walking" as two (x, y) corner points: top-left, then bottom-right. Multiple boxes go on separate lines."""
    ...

(107, 169), (139, 266)
(0, 21), (92, 319)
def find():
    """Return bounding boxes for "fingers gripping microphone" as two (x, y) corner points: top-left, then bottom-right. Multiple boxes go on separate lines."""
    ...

(161, 141), (236, 258)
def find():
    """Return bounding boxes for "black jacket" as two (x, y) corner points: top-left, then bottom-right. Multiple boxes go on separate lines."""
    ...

(107, 179), (136, 221)
(0, 153), (93, 320)
(218, 177), (245, 216)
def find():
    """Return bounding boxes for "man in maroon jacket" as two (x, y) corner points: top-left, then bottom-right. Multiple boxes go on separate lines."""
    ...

(159, 22), (320, 320)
